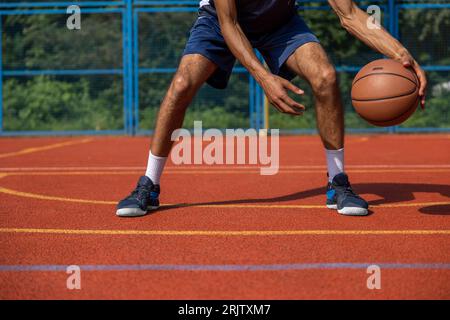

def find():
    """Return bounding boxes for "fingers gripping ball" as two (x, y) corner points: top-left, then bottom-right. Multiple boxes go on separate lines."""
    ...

(351, 59), (419, 127)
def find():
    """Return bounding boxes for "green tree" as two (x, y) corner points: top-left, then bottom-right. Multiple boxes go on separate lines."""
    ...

(2, 2), (449, 132)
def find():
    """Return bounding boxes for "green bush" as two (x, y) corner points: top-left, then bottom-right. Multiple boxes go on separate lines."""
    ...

(2, 6), (449, 132)
(3, 76), (123, 131)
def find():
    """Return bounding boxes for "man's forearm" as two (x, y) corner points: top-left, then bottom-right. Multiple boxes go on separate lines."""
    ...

(336, 3), (412, 61)
(329, 0), (426, 103)
(220, 20), (270, 83)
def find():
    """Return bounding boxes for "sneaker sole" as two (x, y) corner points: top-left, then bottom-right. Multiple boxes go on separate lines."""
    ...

(337, 207), (369, 216)
(116, 205), (159, 217)
(326, 204), (337, 210)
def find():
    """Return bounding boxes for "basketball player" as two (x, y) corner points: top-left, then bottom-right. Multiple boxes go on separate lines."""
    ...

(116, 0), (427, 217)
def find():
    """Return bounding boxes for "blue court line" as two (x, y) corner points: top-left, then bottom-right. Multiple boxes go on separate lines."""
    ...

(1, 263), (450, 272)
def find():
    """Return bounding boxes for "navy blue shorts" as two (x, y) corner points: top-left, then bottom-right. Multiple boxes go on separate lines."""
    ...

(183, 12), (319, 89)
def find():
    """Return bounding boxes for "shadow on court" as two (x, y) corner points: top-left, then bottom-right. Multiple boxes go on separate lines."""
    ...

(158, 183), (450, 216)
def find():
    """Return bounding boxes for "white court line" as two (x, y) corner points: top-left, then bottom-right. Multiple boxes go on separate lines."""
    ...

(1, 164), (450, 171)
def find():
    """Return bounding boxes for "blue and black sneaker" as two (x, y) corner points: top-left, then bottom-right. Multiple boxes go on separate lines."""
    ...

(116, 176), (160, 217)
(326, 172), (369, 216)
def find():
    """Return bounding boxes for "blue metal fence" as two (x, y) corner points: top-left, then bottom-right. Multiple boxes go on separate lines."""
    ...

(0, 1), (131, 136)
(0, 0), (449, 136)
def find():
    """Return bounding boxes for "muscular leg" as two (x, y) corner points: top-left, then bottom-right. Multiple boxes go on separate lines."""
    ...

(151, 54), (217, 156)
(116, 54), (216, 217)
(285, 42), (344, 150)
(284, 43), (368, 215)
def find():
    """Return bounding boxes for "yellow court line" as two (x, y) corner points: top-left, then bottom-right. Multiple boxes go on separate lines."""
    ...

(190, 202), (450, 209)
(1, 164), (450, 171)
(0, 186), (115, 205)
(0, 227), (449, 236)
(0, 138), (93, 159)
(1, 169), (450, 176)
(0, 186), (449, 209)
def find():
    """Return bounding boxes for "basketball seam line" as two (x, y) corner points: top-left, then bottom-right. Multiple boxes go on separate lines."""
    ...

(351, 88), (418, 102)
(352, 71), (418, 90)
(359, 96), (419, 125)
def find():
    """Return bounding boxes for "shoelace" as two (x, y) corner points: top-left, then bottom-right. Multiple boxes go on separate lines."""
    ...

(129, 186), (150, 200)
(341, 184), (362, 199)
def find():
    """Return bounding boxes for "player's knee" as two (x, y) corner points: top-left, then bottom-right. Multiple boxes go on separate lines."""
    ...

(312, 66), (337, 94)
(171, 74), (194, 99)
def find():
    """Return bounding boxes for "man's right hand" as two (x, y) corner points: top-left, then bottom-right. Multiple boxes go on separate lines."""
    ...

(215, 0), (305, 115)
(260, 74), (305, 115)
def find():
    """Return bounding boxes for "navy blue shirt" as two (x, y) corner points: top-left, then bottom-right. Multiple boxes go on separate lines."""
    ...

(199, 0), (297, 35)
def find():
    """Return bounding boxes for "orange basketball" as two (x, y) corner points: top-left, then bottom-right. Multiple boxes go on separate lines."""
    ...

(351, 59), (419, 127)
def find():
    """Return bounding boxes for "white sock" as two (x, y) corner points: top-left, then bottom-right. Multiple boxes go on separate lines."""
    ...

(325, 148), (344, 182)
(145, 151), (167, 185)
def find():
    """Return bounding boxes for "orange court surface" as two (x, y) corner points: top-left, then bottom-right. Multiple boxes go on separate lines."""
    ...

(0, 134), (449, 299)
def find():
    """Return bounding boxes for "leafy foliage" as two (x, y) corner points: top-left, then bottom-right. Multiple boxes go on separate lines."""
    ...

(2, 4), (449, 132)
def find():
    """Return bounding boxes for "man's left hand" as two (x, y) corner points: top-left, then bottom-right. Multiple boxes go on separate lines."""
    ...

(399, 53), (427, 109)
